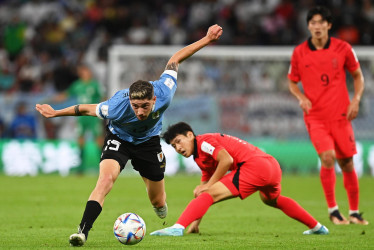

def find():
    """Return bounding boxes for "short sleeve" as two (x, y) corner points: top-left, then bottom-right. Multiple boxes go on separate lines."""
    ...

(288, 48), (300, 83)
(345, 46), (360, 72)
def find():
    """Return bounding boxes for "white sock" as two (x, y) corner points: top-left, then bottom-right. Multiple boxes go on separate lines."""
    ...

(349, 210), (359, 215)
(172, 223), (185, 229)
(328, 206), (339, 214)
(311, 222), (322, 232)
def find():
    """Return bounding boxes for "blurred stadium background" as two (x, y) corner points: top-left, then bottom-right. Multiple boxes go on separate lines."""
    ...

(0, 0), (373, 177)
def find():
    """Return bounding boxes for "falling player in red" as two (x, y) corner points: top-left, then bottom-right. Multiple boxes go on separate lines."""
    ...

(288, 6), (368, 225)
(150, 122), (329, 236)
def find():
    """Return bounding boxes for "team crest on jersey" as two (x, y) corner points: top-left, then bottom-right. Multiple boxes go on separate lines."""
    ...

(201, 141), (215, 155)
(152, 110), (160, 119)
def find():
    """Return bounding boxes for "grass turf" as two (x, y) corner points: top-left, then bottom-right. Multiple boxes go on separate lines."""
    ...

(0, 174), (373, 249)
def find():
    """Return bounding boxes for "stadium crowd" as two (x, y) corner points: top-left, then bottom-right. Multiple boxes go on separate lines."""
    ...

(0, 0), (374, 139)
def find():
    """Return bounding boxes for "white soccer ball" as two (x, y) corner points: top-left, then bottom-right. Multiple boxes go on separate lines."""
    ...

(113, 213), (146, 245)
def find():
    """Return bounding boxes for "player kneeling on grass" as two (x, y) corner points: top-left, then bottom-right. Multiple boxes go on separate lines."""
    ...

(150, 122), (329, 236)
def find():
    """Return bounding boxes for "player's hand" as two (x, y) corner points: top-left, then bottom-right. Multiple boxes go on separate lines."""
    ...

(193, 184), (209, 197)
(299, 97), (312, 114)
(206, 24), (223, 42)
(35, 104), (56, 118)
(347, 99), (360, 121)
(187, 220), (200, 234)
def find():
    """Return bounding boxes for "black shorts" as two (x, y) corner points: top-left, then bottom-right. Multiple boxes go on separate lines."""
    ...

(100, 131), (166, 181)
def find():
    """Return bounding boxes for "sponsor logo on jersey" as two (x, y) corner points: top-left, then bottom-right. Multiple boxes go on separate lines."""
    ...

(201, 141), (215, 155)
(164, 78), (175, 89)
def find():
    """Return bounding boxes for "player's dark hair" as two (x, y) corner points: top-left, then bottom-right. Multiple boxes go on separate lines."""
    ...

(162, 122), (195, 144)
(129, 80), (154, 100)
(306, 6), (332, 24)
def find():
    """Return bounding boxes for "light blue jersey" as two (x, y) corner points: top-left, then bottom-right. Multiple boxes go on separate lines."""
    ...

(96, 70), (177, 145)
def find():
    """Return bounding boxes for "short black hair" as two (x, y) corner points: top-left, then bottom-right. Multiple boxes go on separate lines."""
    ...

(129, 80), (154, 100)
(162, 122), (195, 144)
(306, 6), (332, 24)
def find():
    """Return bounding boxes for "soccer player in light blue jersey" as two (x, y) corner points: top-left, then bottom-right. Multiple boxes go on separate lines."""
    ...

(36, 24), (223, 247)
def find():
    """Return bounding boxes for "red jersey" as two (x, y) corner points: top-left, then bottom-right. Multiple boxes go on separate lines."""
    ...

(194, 133), (269, 182)
(288, 37), (360, 121)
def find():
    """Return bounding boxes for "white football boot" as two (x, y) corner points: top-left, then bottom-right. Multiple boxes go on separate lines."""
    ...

(69, 227), (86, 247)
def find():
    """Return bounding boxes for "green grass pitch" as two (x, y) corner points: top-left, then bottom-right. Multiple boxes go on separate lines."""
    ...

(0, 174), (373, 249)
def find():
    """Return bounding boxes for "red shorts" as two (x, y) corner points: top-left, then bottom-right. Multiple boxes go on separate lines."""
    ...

(305, 119), (357, 158)
(220, 156), (282, 200)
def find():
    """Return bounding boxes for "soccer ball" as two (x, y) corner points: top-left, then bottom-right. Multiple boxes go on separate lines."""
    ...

(113, 213), (146, 245)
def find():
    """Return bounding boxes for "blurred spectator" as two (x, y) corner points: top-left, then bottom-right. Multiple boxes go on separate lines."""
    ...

(10, 101), (37, 139)
(0, 116), (7, 138)
(52, 57), (78, 92)
(12, 53), (41, 93)
(3, 15), (26, 60)
(52, 64), (104, 171)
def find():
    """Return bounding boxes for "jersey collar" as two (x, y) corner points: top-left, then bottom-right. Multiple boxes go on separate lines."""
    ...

(193, 138), (199, 159)
(308, 37), (331, 51)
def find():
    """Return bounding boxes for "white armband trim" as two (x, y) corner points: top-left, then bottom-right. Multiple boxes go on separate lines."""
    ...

(96, 103), (104, 120)
(163, 70), (177, 80)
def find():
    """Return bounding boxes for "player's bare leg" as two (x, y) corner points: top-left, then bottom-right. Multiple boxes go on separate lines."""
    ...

(143, 177), (167, 218)
(70, 160), (120, 246)
(89, 160), (121, 205)
(337, 157), (369, 225)
(319, 150), (349, 225)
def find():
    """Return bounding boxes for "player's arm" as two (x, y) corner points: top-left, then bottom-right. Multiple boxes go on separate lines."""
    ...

(288, 79), (312, 114)
(194, 149), (233, 196)
(165, 24), (223, 72)
(35, 103), (98, 118)
(347, 67), (364, 121)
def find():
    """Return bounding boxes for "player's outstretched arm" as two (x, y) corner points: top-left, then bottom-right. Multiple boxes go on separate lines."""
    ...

(35, 103), (98, 118)
(165, 24), (223, 71)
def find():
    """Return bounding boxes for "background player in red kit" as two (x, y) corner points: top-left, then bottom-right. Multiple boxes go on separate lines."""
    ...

(150, 122), (329, 236)
(288, 6), (368, 225)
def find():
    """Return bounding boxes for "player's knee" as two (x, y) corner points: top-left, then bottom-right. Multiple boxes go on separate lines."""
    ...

(337, 157), (354, 172)
(259, 193), (277, 207)
(97, 175), (116, 191)
(262, 198), (277, 207)
(320, 152), (335, 167)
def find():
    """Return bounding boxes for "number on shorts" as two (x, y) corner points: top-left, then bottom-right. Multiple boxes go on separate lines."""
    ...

(104, 139), (121, 151)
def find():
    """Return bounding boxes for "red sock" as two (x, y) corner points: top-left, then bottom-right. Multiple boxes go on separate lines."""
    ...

(320, 166), (337, 208)
(342, 169), (359, 211)
(176, 192), (214, 228)
(276, 195), (318, 228)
